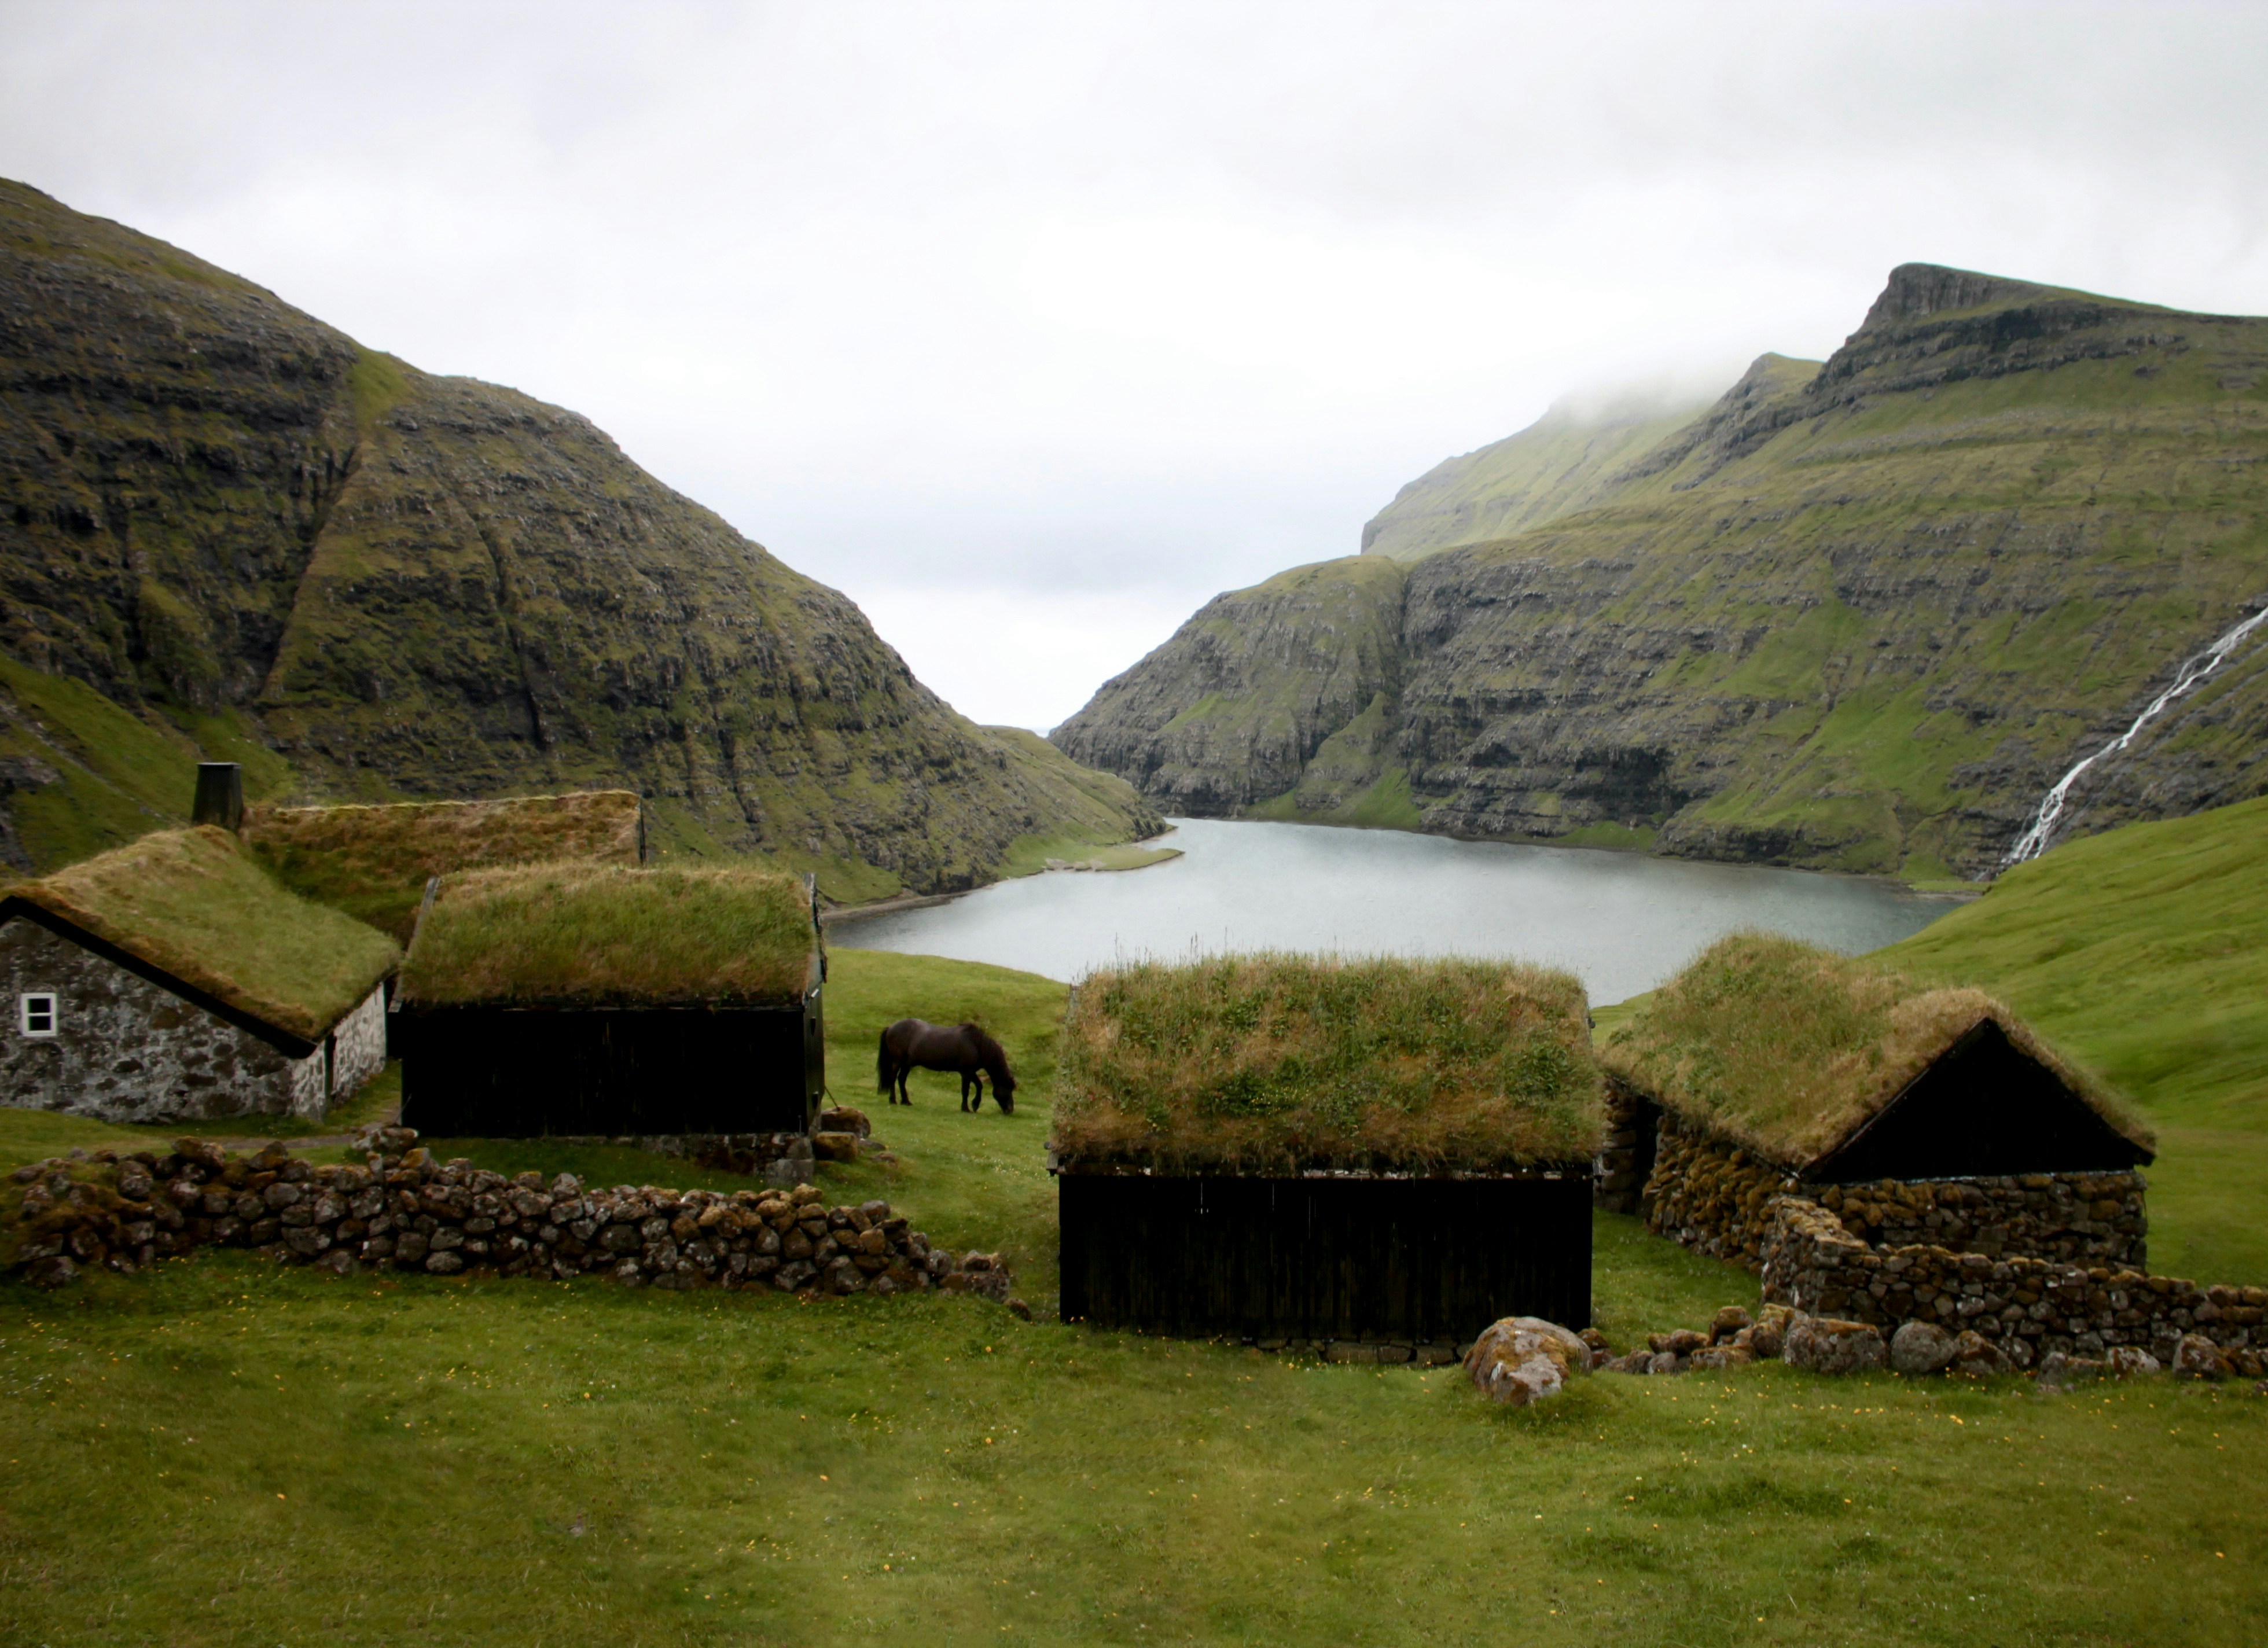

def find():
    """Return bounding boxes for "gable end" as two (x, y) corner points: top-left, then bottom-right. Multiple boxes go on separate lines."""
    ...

(1804, 1018), (2152, 1182)
(0, 899), (318, 1058)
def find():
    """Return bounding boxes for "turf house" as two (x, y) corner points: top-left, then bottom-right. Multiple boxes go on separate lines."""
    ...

(0, 826), (400, 1123)
(1049, 954), (1603, 1351)
(1597, 933), (2156, 1271)
(394, 860), (826, 1144)
(242, 788), (646, 940)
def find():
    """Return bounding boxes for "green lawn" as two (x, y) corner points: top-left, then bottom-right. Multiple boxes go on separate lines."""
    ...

(2, 943), (2265, 1643)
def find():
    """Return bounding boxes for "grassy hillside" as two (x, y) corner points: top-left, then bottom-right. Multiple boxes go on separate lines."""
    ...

(2, 943), (2262, 1644)
(1058, 264), (2268, 880)
(1873, 795), (2268, 1282)
(0, 178), (1157, 896)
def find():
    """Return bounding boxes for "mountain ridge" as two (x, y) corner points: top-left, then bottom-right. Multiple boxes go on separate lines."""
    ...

(0, 178), (1159, 895)
(1054, 262), (2268, 880)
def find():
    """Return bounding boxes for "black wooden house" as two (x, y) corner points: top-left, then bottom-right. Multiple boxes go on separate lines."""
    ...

(1049, 954), (1604, 1344)
(395, 862), (824, 1138)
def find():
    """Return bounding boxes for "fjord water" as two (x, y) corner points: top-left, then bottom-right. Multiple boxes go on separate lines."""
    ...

(829, 818), (1955, 1003)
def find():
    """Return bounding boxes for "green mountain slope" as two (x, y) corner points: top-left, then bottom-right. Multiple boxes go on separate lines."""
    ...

(0, 179), (1157, 895)
(1872, 795), (2268, 1282)
(1050, 556), (1407, 816)
(1357, 378), (1759, 562)
(1056, 263), (2268, 879)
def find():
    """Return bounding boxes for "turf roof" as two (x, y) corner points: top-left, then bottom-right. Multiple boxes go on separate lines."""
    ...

(244, 790), (642, 940)
(1600, 932), (2153, 1168)
(1050, 953), (1602, 1174)
(3, 827), (400, 1044)
(399, 860), (819, 1007)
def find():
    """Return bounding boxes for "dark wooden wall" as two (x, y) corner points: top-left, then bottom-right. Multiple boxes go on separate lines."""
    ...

(396, 990), (822, 1138)
(1057, 1171), (1591, 1341)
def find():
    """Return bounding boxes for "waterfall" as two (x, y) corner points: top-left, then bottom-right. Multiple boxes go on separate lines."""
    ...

(2002, 601), (2268, 866)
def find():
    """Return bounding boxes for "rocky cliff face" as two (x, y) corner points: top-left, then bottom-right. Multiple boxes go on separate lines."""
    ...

(1050, 557), (1406, 816)
(0, 179), (1157, 892)
(1056, 264), (2268, 880)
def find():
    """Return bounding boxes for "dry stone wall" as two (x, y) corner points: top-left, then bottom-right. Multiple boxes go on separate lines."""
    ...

(5, 1128), (1019, 1305)
(1760, 1195), (2262, 1365)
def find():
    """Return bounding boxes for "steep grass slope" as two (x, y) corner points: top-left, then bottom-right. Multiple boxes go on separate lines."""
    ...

(1058, 265), (2268, 880)
(0, 178), (1157, 894)
(1873, 794), (2268, 1282)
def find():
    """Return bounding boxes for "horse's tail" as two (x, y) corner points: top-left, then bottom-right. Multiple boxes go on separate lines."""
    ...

(877, 1027), (893, 1094)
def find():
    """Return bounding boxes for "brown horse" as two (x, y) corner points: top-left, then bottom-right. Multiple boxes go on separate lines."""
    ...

(877, 1019), (1016, 1113)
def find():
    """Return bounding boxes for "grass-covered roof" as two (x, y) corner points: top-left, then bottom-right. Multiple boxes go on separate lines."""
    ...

(399, 860), (819, 1008)
(1051, 953), (1602, 1174)
(245, 790), (642, 940)
(1600, 932), (2153, 1167)
(4, 827), (400, 1043)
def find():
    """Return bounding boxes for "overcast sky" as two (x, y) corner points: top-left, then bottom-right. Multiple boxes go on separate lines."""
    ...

(4, 2), (2266, 730)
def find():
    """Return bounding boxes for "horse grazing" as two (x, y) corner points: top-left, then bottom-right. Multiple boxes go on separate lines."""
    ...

(877, 1019), (1017, 1113)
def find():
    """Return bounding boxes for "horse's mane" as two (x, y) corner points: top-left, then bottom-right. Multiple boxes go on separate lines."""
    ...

(960, 1022), (1012, 1075)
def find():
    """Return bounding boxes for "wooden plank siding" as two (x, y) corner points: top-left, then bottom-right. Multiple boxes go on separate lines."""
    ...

(1057, 1171), (1591, 1341)
(395, 990), (823, 1138)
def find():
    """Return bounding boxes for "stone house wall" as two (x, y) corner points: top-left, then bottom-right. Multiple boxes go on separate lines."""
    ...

(1638, 1112), (1793, 1268)
(1592, 1077), (1652, 1214)
(0, 916), (383, 1124)
(327, 986), (388, 1110)
(1806, 1171), (2145, 1269)
(1623, 1107), (2150, 1273)
(1760, 1195), (2262, 1364)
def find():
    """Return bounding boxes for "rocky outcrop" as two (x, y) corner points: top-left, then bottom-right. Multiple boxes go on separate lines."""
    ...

(0, 178), (1157, 890)
(1057, 263), (2268, 877)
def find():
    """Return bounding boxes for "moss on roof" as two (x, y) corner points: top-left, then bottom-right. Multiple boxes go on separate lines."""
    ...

(399, 860), (818, 1007)
(1600, 932), (2153, 1167)
(244, 790), (642, 940)
(5, 827), (400, 1043)
(1050, 953), (1602, 1174)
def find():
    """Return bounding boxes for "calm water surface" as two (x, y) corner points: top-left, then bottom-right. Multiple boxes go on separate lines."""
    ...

(829, 818), (1959, 1004)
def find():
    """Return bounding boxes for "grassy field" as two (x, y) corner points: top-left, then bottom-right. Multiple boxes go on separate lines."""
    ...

(1874, 796), (2268, 1285)
(3, 946), (2265, 1643)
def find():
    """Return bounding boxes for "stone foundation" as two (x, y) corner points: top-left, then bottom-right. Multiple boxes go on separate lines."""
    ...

(1760, 1195), (2262, 1362)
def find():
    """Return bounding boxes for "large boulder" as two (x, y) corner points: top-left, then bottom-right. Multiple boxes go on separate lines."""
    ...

(1889, 1321), (1958, 1375)
(1466, 1316), (1592, 1407)
(1783, 1317), (1887, 1375)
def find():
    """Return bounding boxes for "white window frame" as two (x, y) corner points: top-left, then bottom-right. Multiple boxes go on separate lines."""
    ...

(19, 991), (58, 1037)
